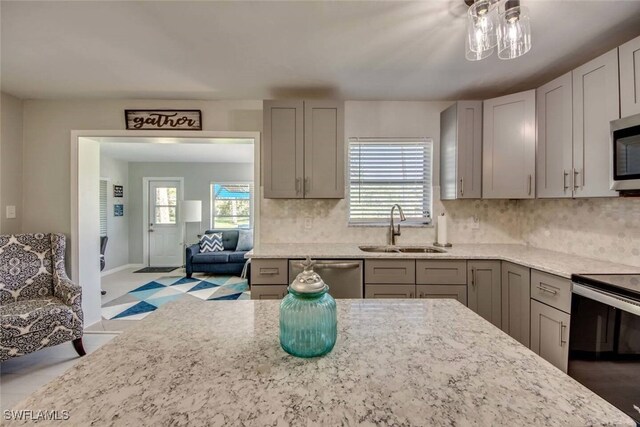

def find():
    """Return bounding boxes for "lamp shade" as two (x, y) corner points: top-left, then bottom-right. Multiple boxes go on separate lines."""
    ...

(181, 200), (202, 223)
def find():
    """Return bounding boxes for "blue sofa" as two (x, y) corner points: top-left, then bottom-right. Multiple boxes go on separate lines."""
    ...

(185, 230), (252, 278)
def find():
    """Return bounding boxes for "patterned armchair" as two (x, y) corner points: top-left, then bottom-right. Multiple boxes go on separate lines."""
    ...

(0, 233), (85, 361)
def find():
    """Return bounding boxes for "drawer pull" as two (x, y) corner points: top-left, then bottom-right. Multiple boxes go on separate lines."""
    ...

(471, 268), (476, 287)
(537, 284), (558, 295)
(259, 268), (280, 275)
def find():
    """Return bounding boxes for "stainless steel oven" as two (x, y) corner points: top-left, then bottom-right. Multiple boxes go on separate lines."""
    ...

(569, 274), (640, 424)
(611, 113), (640, 191)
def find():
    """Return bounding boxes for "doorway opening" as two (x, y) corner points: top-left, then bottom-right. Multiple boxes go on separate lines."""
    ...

(71, 131), (261, 327)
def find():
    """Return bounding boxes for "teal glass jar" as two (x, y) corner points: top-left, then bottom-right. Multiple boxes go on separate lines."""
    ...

(280, 258), (337, 358)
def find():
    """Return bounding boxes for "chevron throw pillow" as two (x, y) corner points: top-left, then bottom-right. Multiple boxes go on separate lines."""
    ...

(200, 233), (224, 253)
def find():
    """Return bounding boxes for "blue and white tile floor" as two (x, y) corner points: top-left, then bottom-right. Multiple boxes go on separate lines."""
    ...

(102, 275), (250, 320)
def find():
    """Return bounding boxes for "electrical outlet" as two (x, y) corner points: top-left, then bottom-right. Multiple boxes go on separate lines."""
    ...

(304, 217), (313, 230)
(471, 215), (480, 230)
(6, 205), (16, 219)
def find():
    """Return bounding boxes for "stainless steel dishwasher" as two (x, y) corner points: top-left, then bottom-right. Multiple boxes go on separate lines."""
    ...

(289, 260), (363, 299)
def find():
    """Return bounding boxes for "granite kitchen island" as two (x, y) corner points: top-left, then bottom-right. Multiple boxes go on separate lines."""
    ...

(8, 299), (634, 426)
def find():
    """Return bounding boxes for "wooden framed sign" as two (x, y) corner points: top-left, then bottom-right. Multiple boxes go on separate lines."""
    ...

(125, 109), (202, 130)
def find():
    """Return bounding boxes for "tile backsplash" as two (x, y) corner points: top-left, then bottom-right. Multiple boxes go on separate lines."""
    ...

(260, 192), (640, 268)
(519, 197), (640, 268)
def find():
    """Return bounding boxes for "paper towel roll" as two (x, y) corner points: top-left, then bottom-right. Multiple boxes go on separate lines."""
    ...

(437, 214), (448, 246)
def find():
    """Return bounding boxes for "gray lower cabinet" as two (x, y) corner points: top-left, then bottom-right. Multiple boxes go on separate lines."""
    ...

(501, 262), (531, 347)
(365, 284), (415, 299)
(365, 259), (415, 284)
(619, 34), (640, 117)
(251, 285), (288, 300)
(416, 285), (467, 305)
(467, 261), (502, 327)
(531, 299), (571, 373)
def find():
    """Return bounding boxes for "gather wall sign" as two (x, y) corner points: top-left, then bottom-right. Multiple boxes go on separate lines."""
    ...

(124, 109), (202, 130)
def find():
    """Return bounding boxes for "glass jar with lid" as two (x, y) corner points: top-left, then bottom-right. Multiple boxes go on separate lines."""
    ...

(279, 257), (337, 358)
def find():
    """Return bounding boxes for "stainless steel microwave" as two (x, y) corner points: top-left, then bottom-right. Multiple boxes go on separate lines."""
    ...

(611, 113), (640, 191)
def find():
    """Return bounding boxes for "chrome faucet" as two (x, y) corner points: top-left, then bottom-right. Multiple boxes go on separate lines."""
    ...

(389, 204), (406, 246)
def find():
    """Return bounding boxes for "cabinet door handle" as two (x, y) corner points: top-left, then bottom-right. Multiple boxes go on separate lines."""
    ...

(471, 268), (476, 287)
(295, 178), (302, 195)
(527, 174), (532, 195)
(563, 170), (569, 191)
(304, 177), (310, 195)
(460, 177), (464, 197)
(419, 293), (424, 298)
(560, 322), (567, 346)
(573, 168), (580, 190)
(409, 292), (414, 298)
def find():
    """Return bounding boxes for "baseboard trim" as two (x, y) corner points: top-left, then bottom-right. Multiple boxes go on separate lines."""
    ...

(101, 263), (144, 277)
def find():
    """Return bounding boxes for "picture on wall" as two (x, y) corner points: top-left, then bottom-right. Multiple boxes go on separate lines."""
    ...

(114, 204), (124, 217)
(114, 185), (124, 198)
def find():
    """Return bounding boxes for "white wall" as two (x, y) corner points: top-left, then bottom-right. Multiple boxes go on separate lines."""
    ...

(21, 99), (262, 241)
(1, 92), (24, 234)
(99, 154), (130, 271)
(127, 161), (254, 264)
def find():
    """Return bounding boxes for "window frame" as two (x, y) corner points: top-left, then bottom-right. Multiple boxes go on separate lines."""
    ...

(347, 137), (433, 227)
(210, 181), (254, 230)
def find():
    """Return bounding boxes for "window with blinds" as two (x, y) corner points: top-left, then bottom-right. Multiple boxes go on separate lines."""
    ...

(99, 180), (108, 237)
(349, 138), (432, 225)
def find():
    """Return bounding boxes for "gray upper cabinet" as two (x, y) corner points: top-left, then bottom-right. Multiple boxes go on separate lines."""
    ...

(620, 35), (640, 117)
(501, 262), (530, 347)
(483, 90), (536, 199)
(467, 261), (502, 327)
(263, 100), (304, 198)
(263, 100), (344, 199)
(536, 73), (573, 198)
(572, 48), (619, 198)
(440, 101), (483, 200)
(303, 101), (345, 198)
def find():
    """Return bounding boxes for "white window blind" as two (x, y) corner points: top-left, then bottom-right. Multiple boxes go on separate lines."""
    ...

(349, 138), (432, 224)
(99, 180), (108, 237)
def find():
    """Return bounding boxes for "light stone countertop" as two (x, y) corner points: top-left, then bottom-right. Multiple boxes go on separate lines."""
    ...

(8, 299), (634, 426)
(247, 243), (640, 278)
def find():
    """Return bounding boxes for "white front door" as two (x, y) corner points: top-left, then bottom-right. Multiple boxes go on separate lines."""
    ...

(148, 180), (182, 267)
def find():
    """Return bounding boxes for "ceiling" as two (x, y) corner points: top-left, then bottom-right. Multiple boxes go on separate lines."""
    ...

(3, 1), (640, 101)
(98, 138), (254, 163)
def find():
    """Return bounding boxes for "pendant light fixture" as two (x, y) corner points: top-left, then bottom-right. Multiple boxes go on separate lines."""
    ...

(464, 0), (531, 61)
(497, 0), (532, 59)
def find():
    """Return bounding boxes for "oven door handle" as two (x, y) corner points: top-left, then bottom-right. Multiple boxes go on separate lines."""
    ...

(572, 283), (640, 316)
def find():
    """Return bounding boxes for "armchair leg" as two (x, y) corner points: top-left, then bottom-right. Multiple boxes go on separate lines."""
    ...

(72, 338), (86, 357)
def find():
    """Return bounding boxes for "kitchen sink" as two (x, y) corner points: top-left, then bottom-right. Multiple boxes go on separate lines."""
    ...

(358, 246), (402, 253)
(396, 247), (446, 253)
(358, 245), (446, 254)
